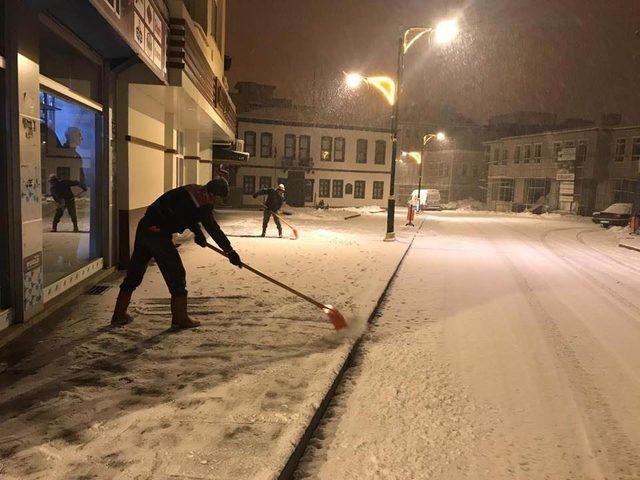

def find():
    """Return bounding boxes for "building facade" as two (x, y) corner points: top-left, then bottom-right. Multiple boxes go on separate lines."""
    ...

(233, 109), (392, 208)
(414, 149), (486, 204)
(1, 0), (237, 337)
(605, 126), (640, 205)
(484, 126), (638, 214)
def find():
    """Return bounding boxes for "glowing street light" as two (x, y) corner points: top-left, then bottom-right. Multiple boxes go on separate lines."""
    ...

(434, 19), (459, 45)
(346, 18), (459, 241)
(345, 73), (396, 106)
(345, 72), (364, 89)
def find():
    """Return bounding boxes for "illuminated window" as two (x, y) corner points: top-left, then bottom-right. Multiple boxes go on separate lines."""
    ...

(321, 136), (332, 161)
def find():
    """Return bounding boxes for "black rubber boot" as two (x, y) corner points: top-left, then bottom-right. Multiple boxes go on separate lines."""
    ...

(111, 290), (133, 326)
(170, 295), (201, 330)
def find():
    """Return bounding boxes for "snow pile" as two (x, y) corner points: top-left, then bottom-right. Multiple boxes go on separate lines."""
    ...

(443, 198), (487, 211)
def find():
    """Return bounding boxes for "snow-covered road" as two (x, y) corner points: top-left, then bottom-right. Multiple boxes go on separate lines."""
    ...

(296, 212), (640, 480)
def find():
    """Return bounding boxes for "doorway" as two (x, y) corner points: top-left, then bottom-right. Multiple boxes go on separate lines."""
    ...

(286, 171), (305, 207)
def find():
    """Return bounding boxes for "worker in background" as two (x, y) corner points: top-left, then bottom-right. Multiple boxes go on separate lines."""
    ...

(253, 183), (286, 237)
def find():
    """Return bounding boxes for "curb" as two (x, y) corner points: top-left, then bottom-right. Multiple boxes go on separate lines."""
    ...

(277, 221), (423, 480)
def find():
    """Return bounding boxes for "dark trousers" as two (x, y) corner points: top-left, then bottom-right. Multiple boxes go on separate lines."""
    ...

(120, 219), (187, 296)
(53, 198), (78, 228)
(262, 209), (282, 234)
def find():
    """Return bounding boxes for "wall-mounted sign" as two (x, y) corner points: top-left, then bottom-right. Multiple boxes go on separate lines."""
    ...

(558, 147), (576, 162)
(556, 172), (575, 181)
(91, 0), (167, 83)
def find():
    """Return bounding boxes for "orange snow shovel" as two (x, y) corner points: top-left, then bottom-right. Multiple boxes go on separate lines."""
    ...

(206, 243), (347, 330)
(262, 203), (298, 240)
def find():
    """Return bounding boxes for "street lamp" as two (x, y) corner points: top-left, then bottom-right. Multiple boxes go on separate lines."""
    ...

(418, 132), (446, 211)
(346, 18), (459, 241)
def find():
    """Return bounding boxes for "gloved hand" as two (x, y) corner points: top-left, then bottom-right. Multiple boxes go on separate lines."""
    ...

(194, 232), (207, 248)
(226, 249), (242, 268)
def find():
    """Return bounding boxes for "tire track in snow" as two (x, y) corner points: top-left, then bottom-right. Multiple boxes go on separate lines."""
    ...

(485, 220), (640, 479)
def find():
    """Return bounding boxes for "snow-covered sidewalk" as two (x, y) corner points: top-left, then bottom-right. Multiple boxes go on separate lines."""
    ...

(0, 209), (412, 480)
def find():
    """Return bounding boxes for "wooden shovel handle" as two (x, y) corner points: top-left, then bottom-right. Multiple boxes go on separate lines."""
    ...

(206, 243), (325, 310)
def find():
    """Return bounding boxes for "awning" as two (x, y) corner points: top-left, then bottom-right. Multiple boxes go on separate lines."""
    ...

(213, 144), (249, 162)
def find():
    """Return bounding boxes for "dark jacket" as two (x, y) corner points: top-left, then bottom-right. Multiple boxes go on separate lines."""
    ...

(255, 188), (285, 211)
(144, 184), (232, 252)
(50, 179), (80, 202)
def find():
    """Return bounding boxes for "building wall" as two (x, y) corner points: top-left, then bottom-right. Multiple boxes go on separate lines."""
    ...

(236, 120), (391, 208)
(485, 128), (612, 213)
(420, 150), (486, 203)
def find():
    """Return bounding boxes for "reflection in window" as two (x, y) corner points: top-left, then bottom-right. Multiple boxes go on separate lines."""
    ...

(40, 91), (100, 286)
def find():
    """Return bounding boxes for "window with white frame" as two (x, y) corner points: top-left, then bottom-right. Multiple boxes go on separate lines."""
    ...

(260, 132), (273, 158)
(319, 179), (330, 197)
(615, 138), (626, 162)
(501, 148), (508, 165)
(259, 176), (272, 190)
(373, 181), (384, 199)
(375, 140), (386, 165)
(514, 145), (521, 164)
(492, 179), (514, 202)
(577, 140), (588, 164)
(332, 179), (344, 198)
(334, 137), (345, 162)
(299, 135), (311, 162)
(523, 145), (531, 163)
(534, 144), (542, 163)
(354, 180), (366, 199)
(356, 139), (368, 163)
(284, 134), (296, 159)
(553, 142), (562, 160)
(243, 175), (256, 195)
(244, 131), (256, 157)
(632, 138), (640, 163)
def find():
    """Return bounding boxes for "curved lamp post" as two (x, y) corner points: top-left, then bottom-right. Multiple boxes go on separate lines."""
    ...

(346, 19), (459, 241)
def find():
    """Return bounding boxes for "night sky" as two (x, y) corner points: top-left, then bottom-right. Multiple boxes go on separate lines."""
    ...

(227, 0), (640, 124)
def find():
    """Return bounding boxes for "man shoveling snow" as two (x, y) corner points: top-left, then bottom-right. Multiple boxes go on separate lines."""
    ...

(111, 178), (242, 330)
(254, 184), (286, 237)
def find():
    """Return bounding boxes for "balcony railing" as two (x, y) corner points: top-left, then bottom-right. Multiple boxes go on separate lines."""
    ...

(280, 157), (314, 170)
(167, 10), (236, 130)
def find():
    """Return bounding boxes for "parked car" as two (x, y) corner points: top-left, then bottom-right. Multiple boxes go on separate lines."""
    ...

(592, 203), (632, 227)
(410, 189), (442, 211)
